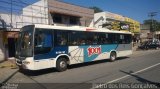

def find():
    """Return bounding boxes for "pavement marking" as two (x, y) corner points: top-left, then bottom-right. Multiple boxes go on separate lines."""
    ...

(106, 62), (160, 84)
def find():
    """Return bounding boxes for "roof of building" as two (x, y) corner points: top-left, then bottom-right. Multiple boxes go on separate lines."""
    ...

(48, 0), (92, 10)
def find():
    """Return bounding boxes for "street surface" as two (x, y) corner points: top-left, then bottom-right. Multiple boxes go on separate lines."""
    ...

(2, 50), (160, 89)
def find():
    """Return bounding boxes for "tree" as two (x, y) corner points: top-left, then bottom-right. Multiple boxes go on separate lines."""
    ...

(143, 19), (160, 31)
(89, 6), (103, 13)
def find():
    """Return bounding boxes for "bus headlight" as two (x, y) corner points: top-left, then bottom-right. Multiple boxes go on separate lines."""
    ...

(22, 61), (30, 65)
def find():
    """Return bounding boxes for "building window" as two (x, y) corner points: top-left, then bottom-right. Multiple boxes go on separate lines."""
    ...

(52, 14), (62, 23)
(70, 16), (79, 25)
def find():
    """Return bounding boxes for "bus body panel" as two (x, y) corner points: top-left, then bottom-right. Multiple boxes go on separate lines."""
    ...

(117, 50), (132, 57)
(34, 59), (56, 70)
(68, 46), (84, 64)
(33, 44), (132, 68)
(16, 57), (35, 70)
(116, 43), (132, 57)
(79, 45), (118, 62)
(16, 44), (132, 70)
(16, 24), (133, 71)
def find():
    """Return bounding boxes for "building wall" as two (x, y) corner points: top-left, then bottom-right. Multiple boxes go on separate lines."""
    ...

(48, 0), (94, 26)
(90, 12), (125, 28)
(91, 12), (140, 34)
(90, 12), (106, 28)
(140, 24), (151, 41)
(1, 0), (93, 28)
(124, 17), (140, 33)
(140, 30), (150, 39)
(0, 31), (5, 61)
(0, 0), (48, 30)
(0, 13), (23, 31)
(155, 31), (160, 40)
(0, 0), (49, 59)
(140, 24), (150, 30)
(22, 0), (48, 27)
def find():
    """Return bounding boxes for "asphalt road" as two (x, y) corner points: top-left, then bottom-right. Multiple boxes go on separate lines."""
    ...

(4, 50), (160, 89)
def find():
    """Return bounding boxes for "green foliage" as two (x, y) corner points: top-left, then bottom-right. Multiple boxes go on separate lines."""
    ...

(143, 19), (160, 31)
(89, 6), (103, 13)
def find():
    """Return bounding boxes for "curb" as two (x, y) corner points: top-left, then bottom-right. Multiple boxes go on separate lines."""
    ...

(0, 64), (17, 68)
(0, 60), (5, 64)
(1, 69), (19, 84)
(0, 59), (19, 85)
(0, 69), (19, 87)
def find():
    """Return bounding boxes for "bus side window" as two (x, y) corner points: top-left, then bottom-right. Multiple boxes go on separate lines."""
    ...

(119, 34), (125, 44)
(34, 29), (53, 55)
(55, 30), (68, 46)
(68, 31), (86, 46)
(60, 37), (67, 45)
(124, 34), (131, 44)
(108, 33), (115, 44)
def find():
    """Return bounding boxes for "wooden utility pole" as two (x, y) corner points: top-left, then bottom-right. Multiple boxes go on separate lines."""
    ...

(11, 0), (13, 29)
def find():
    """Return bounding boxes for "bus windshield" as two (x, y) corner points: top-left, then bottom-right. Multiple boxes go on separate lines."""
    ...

(16, 25), (34, 58)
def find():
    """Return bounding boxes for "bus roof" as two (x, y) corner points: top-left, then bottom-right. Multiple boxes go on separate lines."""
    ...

(34, 24), (132, 34)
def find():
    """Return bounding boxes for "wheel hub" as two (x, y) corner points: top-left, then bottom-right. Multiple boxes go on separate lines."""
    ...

(60, 61), (66, 68)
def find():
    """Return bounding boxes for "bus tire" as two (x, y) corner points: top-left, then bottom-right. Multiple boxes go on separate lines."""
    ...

(19, 67), (24, 72)
(56, 57), (67, 72)
(110, 52), (116, 62)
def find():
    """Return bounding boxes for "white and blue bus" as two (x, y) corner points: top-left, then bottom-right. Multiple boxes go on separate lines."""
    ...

(16, 24), (132, 72)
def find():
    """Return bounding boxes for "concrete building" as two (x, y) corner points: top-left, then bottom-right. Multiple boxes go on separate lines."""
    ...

(0, 0), (48, 30)
(90, 12), (141, 43)
(21, 0), (48, 28)
(48, 0), (94, 26)
(90, 12), (140, 34)
(0, 0), (48, 60)
(0, 17), (8, 61)
(90, 12), (125, 28)
(155, 31), (160, 40)
(0, 0), (94, 60)
(0, 31), (5, 61)
(140, 24), (151, 42)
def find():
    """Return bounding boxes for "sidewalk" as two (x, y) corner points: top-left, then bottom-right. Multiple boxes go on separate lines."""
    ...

(0, 58), (18, 84)
(132, 42), (140, 51)
(132, 46), (138, 51)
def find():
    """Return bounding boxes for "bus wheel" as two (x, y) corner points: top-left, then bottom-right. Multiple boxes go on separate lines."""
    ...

(110, 52), (116, 62)
(56, 57), (67, 72)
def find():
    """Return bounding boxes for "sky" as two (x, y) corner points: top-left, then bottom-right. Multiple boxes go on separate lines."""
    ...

(0, 0), (38, 14)
(62, 0), (160, 23)
(0, 0), (159, 24)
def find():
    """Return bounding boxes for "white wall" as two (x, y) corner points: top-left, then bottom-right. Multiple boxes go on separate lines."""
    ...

(0, 0), (48, 31)
(22, 0), (48, 27)
(0, 13), (23, 31)
(89, 12), (106, 28)
(94, 12), (106, 28)
(0, 32), (4, 61)
(90, 12), (125, 28)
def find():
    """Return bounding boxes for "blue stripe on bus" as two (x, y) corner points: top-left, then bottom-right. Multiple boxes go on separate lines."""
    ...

(34, 44), (119, 61)
(34, 46), (68, 60)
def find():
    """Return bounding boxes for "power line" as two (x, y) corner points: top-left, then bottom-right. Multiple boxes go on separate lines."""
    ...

(148, 12), (158, 39)
(148, 12), (157, 18)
